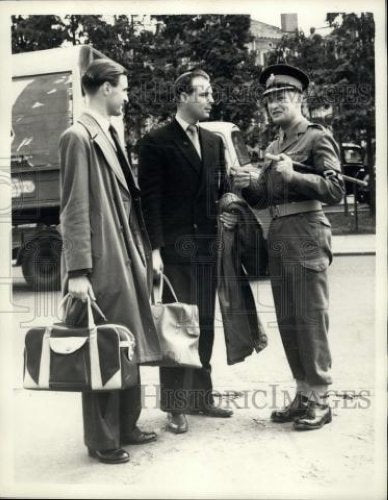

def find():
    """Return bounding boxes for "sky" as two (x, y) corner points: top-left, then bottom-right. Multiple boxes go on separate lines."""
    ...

(247, 7), (336, 34)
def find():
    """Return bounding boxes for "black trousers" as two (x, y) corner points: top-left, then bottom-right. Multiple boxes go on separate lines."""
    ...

(159, 257), (217, 413)
(82, 367), (141, 451)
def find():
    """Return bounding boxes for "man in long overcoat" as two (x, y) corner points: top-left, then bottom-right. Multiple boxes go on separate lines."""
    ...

(59, 59), (161, 463)
(138, 69), (233, 434)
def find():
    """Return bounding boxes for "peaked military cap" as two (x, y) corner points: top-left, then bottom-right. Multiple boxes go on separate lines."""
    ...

(260, 64), (310, 97)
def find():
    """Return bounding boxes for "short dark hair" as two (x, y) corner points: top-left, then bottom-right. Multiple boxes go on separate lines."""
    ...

(174, 69), (210, 100)
(81, 59), (127, 95)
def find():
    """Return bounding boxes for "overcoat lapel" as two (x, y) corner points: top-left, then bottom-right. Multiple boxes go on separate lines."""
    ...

(78, 113), (139, 195)
(170, 119), (202, 174)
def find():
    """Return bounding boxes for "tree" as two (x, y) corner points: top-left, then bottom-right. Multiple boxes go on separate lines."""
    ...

(12, 15), (66, 53)
(10, 15), (263, 143)
(266, 13), (376, 212)
(154, 15), (262, 127)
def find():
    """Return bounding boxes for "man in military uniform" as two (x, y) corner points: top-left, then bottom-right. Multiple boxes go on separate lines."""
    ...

(232, 64), (345, 430)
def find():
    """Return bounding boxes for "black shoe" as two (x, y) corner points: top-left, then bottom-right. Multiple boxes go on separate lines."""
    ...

(121, 426), (157, 445)
(166, 413), (188, 434)
(271, 393), (309, 423)
(294, 401), (332, 430)
(88, 448), (129, 464)
(201, 405), (233, 418)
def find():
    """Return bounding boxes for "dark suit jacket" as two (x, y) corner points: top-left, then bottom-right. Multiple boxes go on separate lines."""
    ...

(138, 119), (227, 262)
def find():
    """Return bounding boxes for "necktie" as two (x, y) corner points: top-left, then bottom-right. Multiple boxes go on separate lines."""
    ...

(108, 126), (146, 263)
(186, 124), (202, 159)
(109, 125), (134, 191)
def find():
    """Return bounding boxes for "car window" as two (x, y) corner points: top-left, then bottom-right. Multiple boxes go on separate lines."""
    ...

(231, 130), (251, 166)
(343, 148), (363, 164)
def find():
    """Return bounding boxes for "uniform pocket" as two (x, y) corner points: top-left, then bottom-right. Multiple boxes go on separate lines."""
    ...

(300, 212), (332, 270)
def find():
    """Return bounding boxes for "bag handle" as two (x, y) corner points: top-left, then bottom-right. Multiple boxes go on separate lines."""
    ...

(58, 294), (107, 328)
(57, 294), (104, 390)
(153, 273), (179, 304)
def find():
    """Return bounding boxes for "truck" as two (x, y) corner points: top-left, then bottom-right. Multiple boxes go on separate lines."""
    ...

(11, 45), (125, 290)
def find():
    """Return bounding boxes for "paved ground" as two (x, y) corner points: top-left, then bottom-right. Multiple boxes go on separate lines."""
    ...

(1, 254), (385, 499)
(331, 233), (376, 255)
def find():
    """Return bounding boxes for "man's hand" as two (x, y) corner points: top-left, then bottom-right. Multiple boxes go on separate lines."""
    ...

(68, 276), (95, 301)
(219, 212), (238, 230)
(266, 153), (295, 182)
(230, 165), (260, 189)
(152, 248), (164, 276)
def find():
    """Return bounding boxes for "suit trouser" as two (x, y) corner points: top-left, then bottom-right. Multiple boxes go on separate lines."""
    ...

(82, 367), (141, 450)
(159, 258), (217, 413)
(267, 212), (333, 388)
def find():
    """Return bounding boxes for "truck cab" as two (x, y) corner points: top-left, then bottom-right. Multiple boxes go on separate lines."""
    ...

(11, 45), (124, 290)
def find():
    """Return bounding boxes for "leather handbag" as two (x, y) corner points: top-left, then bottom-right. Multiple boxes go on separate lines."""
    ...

(23, 295), (138, 392)
(151, 274), (201, 369)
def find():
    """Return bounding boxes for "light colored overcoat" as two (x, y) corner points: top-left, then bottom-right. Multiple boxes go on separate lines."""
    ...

(59, 112), (161, 364)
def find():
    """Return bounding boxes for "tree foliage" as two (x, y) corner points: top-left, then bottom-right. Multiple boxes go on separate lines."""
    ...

(267, 13), (375, 148)
(11, 14), (262, 140)
(267, 12), (375, 211)
(153, 15), (261, 128)
(12, 15), (66, 53)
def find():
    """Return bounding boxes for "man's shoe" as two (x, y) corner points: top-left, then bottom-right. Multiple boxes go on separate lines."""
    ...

(294, 401), (332, 430)
(88, 448), (129, 464)
(166, 413), (188, 434)
(201, 405), (233, 418)
(121, 426), (157, 445)
(271, 393), (309, 423)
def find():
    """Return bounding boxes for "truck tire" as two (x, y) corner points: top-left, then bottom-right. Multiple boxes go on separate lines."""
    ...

(21, 231), (62, 291)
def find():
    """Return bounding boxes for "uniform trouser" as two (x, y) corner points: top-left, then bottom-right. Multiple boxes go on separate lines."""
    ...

(159, 259), (217, 413)
(82, 367), (141, 451)
(267, 212), (333, 389)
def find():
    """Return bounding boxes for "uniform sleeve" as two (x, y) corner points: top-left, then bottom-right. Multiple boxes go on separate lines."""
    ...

(59, 129), (93, 272)
(138, 135), (164, 249)
(287, 131), (345, 204)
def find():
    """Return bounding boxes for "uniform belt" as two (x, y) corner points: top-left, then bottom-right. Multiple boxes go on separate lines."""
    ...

(269, 200), (322, 219)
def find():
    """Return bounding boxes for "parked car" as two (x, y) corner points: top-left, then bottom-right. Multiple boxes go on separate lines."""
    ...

(201, 121), (269, 278)
(341, 142), (370, 202)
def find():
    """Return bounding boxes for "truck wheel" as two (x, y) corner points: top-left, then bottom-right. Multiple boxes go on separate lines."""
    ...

(21, 232), (62, 291)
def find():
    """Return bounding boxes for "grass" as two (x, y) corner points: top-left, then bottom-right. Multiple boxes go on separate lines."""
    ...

(325, 209), (376, 235)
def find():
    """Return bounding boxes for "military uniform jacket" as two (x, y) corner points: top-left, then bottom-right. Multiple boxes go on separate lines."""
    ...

(243, 118), (344, 209)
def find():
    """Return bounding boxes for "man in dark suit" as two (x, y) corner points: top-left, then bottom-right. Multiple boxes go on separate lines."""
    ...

(138, 69), (233, 433)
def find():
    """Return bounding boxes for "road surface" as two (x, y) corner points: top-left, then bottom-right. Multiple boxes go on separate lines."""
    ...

(1, 255), (385, 499)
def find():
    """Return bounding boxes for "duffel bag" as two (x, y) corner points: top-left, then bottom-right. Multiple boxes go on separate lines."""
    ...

(23, 295), (137, 391)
